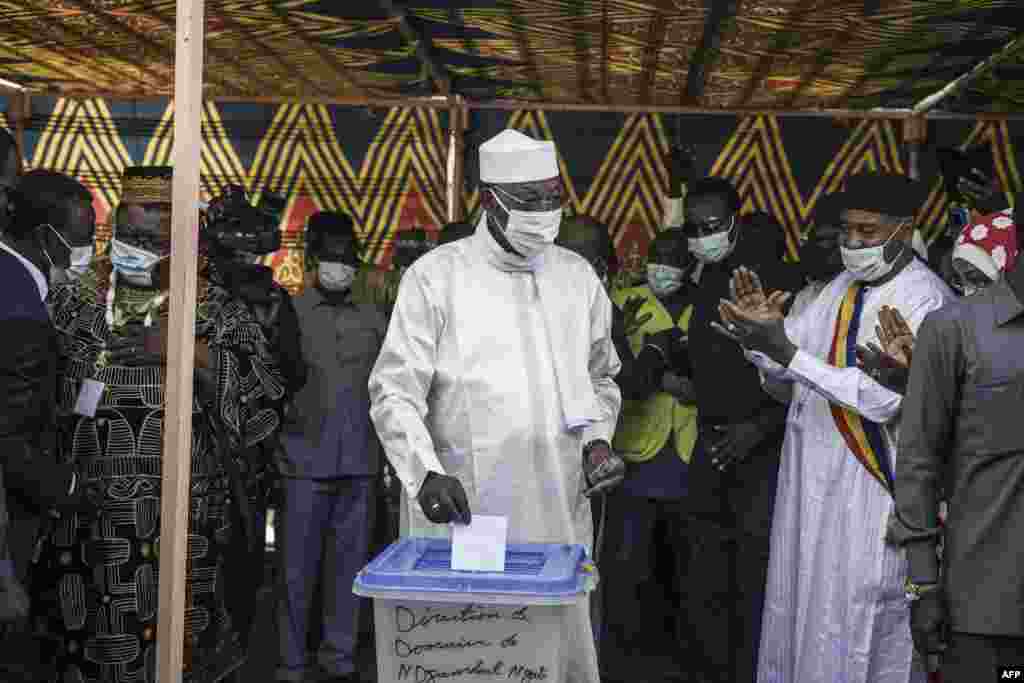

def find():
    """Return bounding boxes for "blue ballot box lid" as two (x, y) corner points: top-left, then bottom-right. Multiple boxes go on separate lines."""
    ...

(353, 538), (595, 606)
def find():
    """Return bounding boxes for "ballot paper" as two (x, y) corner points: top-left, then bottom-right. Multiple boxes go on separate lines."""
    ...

(451, 515), (508, 572)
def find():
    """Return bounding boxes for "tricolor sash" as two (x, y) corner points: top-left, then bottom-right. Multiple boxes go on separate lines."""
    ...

(828, 282), (895, 495)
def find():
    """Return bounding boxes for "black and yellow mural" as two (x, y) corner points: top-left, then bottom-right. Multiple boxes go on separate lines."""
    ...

(2, 94), (1021, 293)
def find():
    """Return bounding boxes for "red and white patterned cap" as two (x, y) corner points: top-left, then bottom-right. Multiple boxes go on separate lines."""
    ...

(952, 208), (1017, 280)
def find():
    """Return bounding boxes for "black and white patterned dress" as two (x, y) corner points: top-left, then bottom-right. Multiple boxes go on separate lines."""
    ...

(32, 271), (284, 683)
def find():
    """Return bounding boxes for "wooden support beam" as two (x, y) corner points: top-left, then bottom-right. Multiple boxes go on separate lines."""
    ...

(156, 0), (204, 681)
(913, 33), (1024, 114)
(14, 92), (29, 167)
(682, 0), (738, 105)
(378, 0), (451, 95)
(639, 9), (668, 105)
(448, 97), (466, 223)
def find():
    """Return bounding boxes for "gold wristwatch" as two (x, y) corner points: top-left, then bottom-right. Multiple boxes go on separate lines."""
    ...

(904, 578), (940, 603)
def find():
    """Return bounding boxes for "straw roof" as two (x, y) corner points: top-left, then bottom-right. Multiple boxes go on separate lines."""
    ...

(0, 0), (1022, 112)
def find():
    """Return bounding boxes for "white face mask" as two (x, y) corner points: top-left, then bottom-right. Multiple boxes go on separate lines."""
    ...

(840, 224), (905, 282)
(318, 261), (356, 292)
(491, 190), (562, 260)
(647, 263), (685, 298)
(687, 216), (737, 264)
(110, 238), (163, 287)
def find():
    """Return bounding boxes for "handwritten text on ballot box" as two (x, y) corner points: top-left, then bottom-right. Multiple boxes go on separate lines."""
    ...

(354, 538), (595, 683)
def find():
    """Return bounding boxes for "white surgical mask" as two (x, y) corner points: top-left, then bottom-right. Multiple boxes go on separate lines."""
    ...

(840, 225), (905, 282)
(318, 261), (356, 292)
(687, 216), (737, 264)
(110, 238), (163, 287)
(491, 190), (562, 261)
(647, 263), (685, 298)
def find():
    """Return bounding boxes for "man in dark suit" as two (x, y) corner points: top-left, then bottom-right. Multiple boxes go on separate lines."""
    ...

(894, 208), (1024, 680)
(276, 211), (388, 683)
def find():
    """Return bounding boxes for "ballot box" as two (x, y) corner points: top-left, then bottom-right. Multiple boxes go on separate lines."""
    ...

(354, 538), (595, 683)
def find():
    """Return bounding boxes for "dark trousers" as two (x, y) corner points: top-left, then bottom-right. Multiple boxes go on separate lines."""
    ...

(276, 476), (375, 681)
(599, 493), (693, 680)
(684, 432), (782, 683)
(943, 632), (1024, 682)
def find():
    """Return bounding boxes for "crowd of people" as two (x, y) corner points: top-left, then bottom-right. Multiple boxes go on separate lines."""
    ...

(0, 121), (1022, 683)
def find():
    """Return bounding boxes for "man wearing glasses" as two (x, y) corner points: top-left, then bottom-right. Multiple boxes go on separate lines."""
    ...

(369, 129), (623, 683)
(675, 176), (802, 683)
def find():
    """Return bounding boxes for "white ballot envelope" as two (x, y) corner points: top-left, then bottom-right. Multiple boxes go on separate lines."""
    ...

(74, 379), (106, 418)
(451, 515), (508, 572)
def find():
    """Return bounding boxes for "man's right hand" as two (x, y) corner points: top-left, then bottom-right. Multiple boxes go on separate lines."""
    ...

(911, 588), (948, 658)
(417, 472), (471, 525)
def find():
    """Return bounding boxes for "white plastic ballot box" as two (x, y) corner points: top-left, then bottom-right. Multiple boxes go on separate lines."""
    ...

(353, 538), (596, 683)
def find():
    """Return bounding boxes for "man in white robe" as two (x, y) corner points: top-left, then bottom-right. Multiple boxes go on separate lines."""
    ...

(368, 129), (623, 683)
(717, 174), (953, 683)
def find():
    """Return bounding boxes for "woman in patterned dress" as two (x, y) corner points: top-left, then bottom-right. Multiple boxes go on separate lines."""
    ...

(32, 167), (285, 683)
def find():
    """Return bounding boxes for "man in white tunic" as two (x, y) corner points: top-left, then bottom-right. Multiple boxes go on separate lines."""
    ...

(368, 129), (623, 683)
(717, 174), (953, 683)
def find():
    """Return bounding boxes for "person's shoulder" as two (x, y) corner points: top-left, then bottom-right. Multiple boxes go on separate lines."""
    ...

(0, 250), (48, 321)
(407, 240), (469, 281)
(895, 258), (956, 305)
(547, 244), (599, 277)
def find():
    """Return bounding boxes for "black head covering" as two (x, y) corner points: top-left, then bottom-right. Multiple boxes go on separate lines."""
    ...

(836, 173), (927, 220)
(307, 211), (356, 253)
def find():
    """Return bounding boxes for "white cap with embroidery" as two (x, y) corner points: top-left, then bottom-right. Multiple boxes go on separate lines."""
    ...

(479, 129), (559, 184)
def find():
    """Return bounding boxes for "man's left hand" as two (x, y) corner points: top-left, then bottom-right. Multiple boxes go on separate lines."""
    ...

(582, 441), (625, 497)
(708, 421), (767, 471)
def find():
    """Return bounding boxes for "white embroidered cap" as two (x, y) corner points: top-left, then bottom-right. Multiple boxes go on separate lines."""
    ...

(479, 129), (559, 184)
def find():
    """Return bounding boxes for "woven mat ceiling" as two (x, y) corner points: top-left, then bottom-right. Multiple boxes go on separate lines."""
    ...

(0, 0), (1022, 112)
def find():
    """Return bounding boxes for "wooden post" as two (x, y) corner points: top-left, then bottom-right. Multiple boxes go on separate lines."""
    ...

(448, 96), (466, 223)
(13, 92), (28, 167)
(157, 0), (204, 681)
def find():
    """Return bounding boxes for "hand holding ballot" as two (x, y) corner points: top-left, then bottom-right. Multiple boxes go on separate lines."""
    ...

(417, 472), (472, 525)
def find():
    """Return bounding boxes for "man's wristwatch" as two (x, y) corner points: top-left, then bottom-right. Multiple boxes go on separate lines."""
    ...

(904, 578), (940, 603)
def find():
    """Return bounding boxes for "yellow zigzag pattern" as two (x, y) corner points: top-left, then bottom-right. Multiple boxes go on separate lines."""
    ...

(583, 113), (669, 247)
(465, 110), (584, 220)
(247, 104), (447, 264)
(711, 116), (810, 259)
(143, 100), (249, 201)
(30, 97), (132, 217)
(712, 116), (905, 258)
(918, 120), (1023, 242)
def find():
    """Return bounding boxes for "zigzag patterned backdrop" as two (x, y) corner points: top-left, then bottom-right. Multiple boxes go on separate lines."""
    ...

(2, 94), (1021, 292)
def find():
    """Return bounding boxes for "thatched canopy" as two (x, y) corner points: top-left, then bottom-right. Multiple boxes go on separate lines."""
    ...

(1, 1), (1022, 113)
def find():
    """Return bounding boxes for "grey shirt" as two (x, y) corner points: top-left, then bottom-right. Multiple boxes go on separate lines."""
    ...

(280, 287), (388, 479)
(894, 278), (1024, 635)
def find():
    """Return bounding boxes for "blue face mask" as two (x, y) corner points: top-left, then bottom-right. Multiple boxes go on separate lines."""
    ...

(110, 238), (163, 287)
(647, 263), (685, 297)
